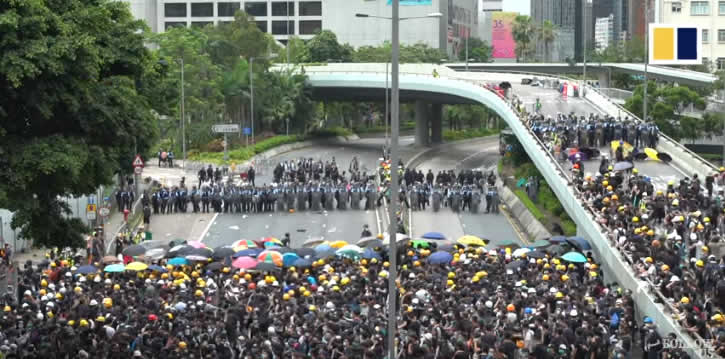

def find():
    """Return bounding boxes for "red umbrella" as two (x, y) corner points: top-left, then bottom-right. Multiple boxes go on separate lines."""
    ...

(232, 257), (258, 269)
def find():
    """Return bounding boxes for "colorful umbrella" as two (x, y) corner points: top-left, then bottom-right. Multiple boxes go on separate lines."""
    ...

(168, 257), (189, 266)
(561, 251), (588, 263)
(457, 235), (486, 247)
(187, 241), (207, 249)
(232, 257), (258, 269)
(428, 251), (453, 264)
(125, 262), (148, 271)
(411, 240), (430, 249)
(233, 248), (263, 258)
(232, 239), (258, 249)
(262, 237), (282, 246)
(264, 241), (282, 249)
(422, 232), (446, 240)
(103, 264), (125, 273)
(282, 253), (300, 267)
(257, 250), (283, 266)
(75, 265), (98, 274)
(329, 240), (348, 249)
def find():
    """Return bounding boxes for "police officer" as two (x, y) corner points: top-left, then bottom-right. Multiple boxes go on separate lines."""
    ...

(151, 190), (159, 214)
(159, 187), (169, 214)
(191, 186), (200, 213)
(167, 150), (174, 168)
(201, 186), (210, 213)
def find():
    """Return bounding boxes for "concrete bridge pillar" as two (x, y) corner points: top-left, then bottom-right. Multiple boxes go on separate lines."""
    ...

(415, 100), (430, 146)
(598, 71), (610, 88)
(431, 104), (442, 144)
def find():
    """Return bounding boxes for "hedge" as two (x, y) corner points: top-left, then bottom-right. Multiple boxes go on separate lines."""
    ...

(442, 128), (500, 141)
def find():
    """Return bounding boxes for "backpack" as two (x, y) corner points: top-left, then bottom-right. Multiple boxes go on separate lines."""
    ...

(610, 311), (620, 329)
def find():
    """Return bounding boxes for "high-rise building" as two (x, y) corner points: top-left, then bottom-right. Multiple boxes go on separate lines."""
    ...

(612, 0), (629, 44)
(658, 0), (725, 72)
(531, 0), (576, 62)
(594, 14), (614, 51)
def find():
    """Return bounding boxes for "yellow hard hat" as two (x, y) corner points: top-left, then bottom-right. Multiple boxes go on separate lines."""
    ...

(602, 181), (609, 186)
(446, 279), (454, 286)
(561, 274), (569, 281)
(632, 217), (640, 223)
(712, 314), (724, 322)
(55, 293), (63, 300)
(633, 168), (638, 174)
(41, 279), (48, 287)
(308, 305), (317, 311)
(360, 259), (368, 266)
(448, 272), (456, 279)
(606, 185), (613, 191)
(703, 246), (709, 252)
(603, 197), (610, 203)
(611, 194), (619, 201)
(340, 277), (350, 286)
(39, 289), (47, 296)
(74, 286), (82, 294)
(332, 286), (340, 292)
(645, 257), (653, 263)
(661, 264), (670, 271)
(634, 228), (642, 235)
(79, 319), (89, 327)
(166, 313), (174, 320)
(542, 274), (550, 281)
(178, 341), (187, 349)
(696, 260), (705, 267)
(680, 297), (690, 304)
(704, 217), (711, 223)
(668, 180), (675, 185)
(383, 261), (390, 268)
(555, 292), (564, 299)
(647, 230), (654, 236)
(195, 290), (203, 297)
(589, 271), (597, 277)
(96, 316), (105, 323)
(222, 267), (230, 273)
(283, 293), (291, 301)
(161, 273), (169, 279)
(68, 320), (75, 326)
(3, 306), (10, 312)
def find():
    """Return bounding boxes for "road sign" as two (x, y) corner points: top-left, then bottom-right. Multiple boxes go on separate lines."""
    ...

(134, 166), (143, 175)
(132, 155), (144, 168)
(243, 127), (252, 135)
(212, 124), (241, 133)
(86, 211), (96, 221)
(99, 207), (110, 217)
(86, 204), (97, 221)
(87, 204), (97, 213)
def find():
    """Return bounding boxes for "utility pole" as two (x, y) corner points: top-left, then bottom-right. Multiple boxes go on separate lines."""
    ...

(385, 62), (389, 148)
(250, 57), (255, 144)
(582, 0), (589, 96)
(388, 0), (400, 358)
(643, 0), (649, 123)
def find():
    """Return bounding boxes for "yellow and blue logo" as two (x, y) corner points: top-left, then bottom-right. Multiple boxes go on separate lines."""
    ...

(649, 24), (701, 65)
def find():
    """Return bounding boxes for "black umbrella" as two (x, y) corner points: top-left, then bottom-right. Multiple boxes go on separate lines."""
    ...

(292, 258), (312, 268)
(547, 244), (569, 256)
(187, 247), (212, 258)
(526, 250), (547, 259)
(633, 152), (649, 161)
(314, 249), (337, 259)
(580, 147), (600, 159)
(212, 247), (235, 259)
(657, 152), (672, 162)
(206, 262), (225, 271)
(254, 262), (281, 272)
(123, 244), (146, 257)
(294, 248), (316, 258)
(273, 247), (295, 254)
(506, 260), (527, 270)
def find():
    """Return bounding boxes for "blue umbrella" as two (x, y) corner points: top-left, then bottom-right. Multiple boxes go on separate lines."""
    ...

(103, 264), (125, 273)
(561, 251), (588, 263)
(75, 265), (98, 274)
(422, 232), (446, 240)
(283, 253), (300, 267)
(168, 257), (189, 266)
(314, 243), (332, 252)
(148, 264), (168, 272)
(566, 236), (592, 250)
(428, 251), (453, 264)
(362, 248), (382, 260)
(174, 302), (187, 311)
(233, 248), (263, 258)
(549, 236), (567, 243)
(292, 258), (312, 268)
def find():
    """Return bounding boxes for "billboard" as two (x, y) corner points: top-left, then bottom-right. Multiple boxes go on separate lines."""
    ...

(387, 0), (433, 5)
(649, 24), (701, 65)
(491, 12), (516, 59)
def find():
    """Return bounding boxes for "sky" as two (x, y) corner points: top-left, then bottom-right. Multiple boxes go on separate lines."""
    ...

(500, 0), (530, 15)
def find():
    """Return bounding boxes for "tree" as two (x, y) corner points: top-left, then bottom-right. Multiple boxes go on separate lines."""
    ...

(625, 81), (707, 140)
(458, 37), (493, 63)
(306, 30), (353, 62)
(204, 11), (278, 69)
(0, 0), (161, 248)
(512, 15), (535, 62)
(286, 36), (310, 63)
(537, 20), (557, 62)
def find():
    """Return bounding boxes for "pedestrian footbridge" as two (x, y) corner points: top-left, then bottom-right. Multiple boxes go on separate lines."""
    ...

(290, 62), (720, 358)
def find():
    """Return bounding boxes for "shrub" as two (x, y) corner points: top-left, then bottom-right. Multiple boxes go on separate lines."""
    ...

(205, 138), (225, 152)
(561, 219), (577, 236)
(514, 189), (546, 223)
(442, 128), (499, 141)
(309, 127), (353, 138)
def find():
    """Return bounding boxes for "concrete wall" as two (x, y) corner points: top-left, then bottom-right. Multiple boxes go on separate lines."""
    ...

(498, 186), (552, 241)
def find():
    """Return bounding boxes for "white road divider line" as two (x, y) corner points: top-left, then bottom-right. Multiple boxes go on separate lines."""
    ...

(198, 213), (219, 242)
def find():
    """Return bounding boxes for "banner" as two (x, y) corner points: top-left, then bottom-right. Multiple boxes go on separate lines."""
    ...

(648, 24), (701, 65)
(387, 0), (432, 5)
(491, 12), (517, 59)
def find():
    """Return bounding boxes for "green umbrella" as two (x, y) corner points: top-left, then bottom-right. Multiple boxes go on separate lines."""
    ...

(411, 240), (430, 249)
(561, 251), (587, 263)
(529, 239), (551, 248)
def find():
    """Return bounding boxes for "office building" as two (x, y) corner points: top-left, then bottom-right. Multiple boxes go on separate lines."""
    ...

(658, 0), (725, 71)
(595, 14), (614, 51)
(531, 0), (577, 62)
(121, 0), (477, 58)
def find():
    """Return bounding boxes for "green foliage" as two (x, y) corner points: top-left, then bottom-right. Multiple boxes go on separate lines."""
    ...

(537, 20), (557, 62)
(353, 41), (448, 63)
(515, 190), (546, 222)
(306, 30), (353, 62)
(285, 36), (310, 64)
(442, 128), (499, 141)
(590, 36), (645, 63)
(354, 121), (416, 134)
(560, 220), (577, 237)
(512, 15), (535, 62)
(458, 37), (493, 63)
(0, 0), (162, 248)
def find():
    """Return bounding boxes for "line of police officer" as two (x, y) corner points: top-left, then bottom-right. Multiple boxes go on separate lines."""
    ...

(400, 168), (501, 214)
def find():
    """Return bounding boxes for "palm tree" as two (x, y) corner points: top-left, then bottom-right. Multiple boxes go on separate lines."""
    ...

(512, 15), (535, 63)
(538, 20), (557, 62)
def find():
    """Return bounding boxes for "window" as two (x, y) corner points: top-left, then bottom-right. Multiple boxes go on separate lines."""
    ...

(703, 29), (709, 43)
(719, 29), (725, 42)
(164, 3), (186, 17)
(272, 2), (294, 16)
(217, 2), (240, 17)
(691, 1), (710, 15)
(191, 21), (213, 28)
(254, 21), (268, 33)
(718, 58), (725, 70)
(191, 3), (213, 17)
(245, 2), (267, 16)
(165, 22), (187, 30)
(720, 1), (725, 14)
(672, 1), (682, 12)
(299, 1), (322, 16)
(272, 20), (294, 35)
(299, 20), (322, 35)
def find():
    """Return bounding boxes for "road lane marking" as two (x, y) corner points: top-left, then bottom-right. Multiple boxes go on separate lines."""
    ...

(198, 213), (219, 242)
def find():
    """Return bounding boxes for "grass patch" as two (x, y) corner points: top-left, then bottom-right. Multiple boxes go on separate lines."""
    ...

(354, 121), (415, 134)
(514, 189), (546, 222)
(443, 128), (500, 142)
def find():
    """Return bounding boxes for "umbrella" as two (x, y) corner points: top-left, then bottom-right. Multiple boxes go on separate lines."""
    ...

(168, 257), (189, 266)
(314, 249), (337, 259)
(411, 240), (430, 249)
(613, 161), (633, 171)
(428, 251), (453, 264)
(167, 245), (189, 257)
(422, 232), (446, 240)
(185, 255), (209, 261)
(75, 265), (98, 274)
(611, 140), (633, 153)
(644, 148), (659, 161)
(187, 241), (207, 249)
(329, 240), (348, 249)
(103, 264), (125, 273)
(102, 256), (121, 264)
(315, 243), (333, 253)
(213, 246), (236, 259)
(436, 242), (456, 252)
(497, 240), (520, 249)
(561, 251), (588, 263)
(186, 247), (212, 257)
(257, 250), (283, 266)
(262, 237), (282, 246)
(457, 235), (486, 247)
(337, 244), (363, 253)
(233, 248), (263, 258)
(174, 302), (187, 311)
(254, 262), (282, 272)
(358, 236), (381, 247)
(123, 245), (146, 257)
(579, 147), (599, 159)
(548, 244), (569, 256)
(274, 247), (294, 254)
(529, 239), (551, 248)
(148, 264), (168, 272)
(125, 262), (148, 271)
(362, 248), (382, 260)
(293, 248), (316, 258)
(506, 260), (527, 270)
(383, 233), (410, 245)
(657, 152), (672, 162)
(292, 258), (312, 268)
(549, 236), (567, 243)
(232, 257), (258, 269)
(526, 250), (547, 259)
(206, 262), (225, 271)
(264, 241), (282, 249)
(302, 237), (326, 248)
(145, 248), (166, 260)
(633, 152), (649, 161)
(282, 253), (300, 267)
(568, 152), (588, 162)
(516, 178), (527, 188)
(566, 236), (592, 251)
(512, 247), (531, 257)
(232, 239), (258, 250)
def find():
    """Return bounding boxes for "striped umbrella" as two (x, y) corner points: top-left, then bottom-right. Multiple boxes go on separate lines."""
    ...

(232, 239), (258, 251)
(257, 250), (283, 267)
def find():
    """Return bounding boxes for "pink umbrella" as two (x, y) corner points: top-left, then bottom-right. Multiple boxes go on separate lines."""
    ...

(232, 257), (258, 269)
(187, 241), (207, 249)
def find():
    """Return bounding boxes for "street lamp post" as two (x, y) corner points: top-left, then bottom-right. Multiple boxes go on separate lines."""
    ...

(179, 58), (186, 170)
(643, 0), (650, 123)
(248, 54), (277, 145)
(385, 62), (389, 148)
